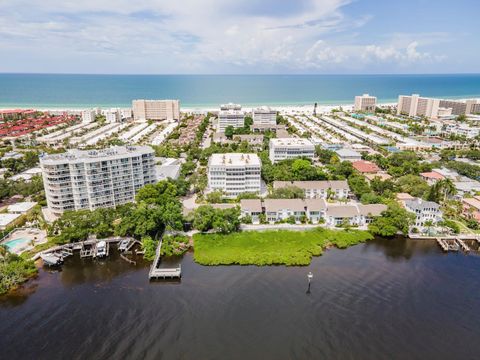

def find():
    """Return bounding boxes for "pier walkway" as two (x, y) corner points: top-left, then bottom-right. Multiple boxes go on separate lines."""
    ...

(148, 237), (182, 280)
(409, 234), (480, 253)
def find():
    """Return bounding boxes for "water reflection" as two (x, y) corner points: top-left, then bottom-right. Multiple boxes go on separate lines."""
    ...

(1, 237), (480, 360)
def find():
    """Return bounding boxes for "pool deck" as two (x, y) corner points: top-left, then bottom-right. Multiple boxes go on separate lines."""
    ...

(0, 228), (47, 255)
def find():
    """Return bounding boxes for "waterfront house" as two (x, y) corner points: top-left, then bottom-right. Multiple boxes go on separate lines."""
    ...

(240, 199), (263, 224)
(325, 205), (359, 226)
(358, 204), (387, 224)
(304, 198), (328, 223)
(404, 198), (443, 228)
(263, 199), (306, 223)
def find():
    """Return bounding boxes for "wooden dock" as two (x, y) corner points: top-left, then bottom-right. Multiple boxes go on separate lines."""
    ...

(456, 238), (470, 252)
(148, 237), (182, 280)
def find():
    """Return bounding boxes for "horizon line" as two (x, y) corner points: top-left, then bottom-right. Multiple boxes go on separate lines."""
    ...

(1, 72), (480, 76)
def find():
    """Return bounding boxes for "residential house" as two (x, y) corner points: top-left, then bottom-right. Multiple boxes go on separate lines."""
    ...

(335, 148), (362, 162)
(352, 160), (380, 174)
(264, 199), (306, 223)
(462, 196), (480, 222)
(404, 198), (443, 228)
(273, 180), (350, 200)
(240, 199), (263, 224)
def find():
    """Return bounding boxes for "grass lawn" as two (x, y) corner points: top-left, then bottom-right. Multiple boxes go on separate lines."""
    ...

(193, 228), (373, 266)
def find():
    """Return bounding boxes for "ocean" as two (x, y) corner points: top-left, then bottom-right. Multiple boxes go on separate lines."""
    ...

(1, 73), (480, 109)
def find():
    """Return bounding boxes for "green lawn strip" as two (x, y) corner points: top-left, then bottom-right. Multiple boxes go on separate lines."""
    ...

(193, 228), (373, 266)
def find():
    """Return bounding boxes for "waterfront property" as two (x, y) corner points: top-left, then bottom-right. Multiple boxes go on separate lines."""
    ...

(193, 228), (373, 266)
(0, 228), (47, 255)
(132, 99), (180, 121)
(269, 138), (315, 163)
(273, 180), (350, 200)
(403, 197), (443, 229)
(40, 146), (157, 216)
(207, 153), (261, 198)
(239, 198), (385, 225)
(354, 94), (377, 112)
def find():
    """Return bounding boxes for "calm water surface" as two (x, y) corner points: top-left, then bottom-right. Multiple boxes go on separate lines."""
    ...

(1, 238), (480, 360)
(1, 74), (480, 108)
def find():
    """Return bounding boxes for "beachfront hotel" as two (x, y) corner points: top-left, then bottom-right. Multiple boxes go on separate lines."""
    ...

(269, 138), (315, 163)
(81, 109), (97, 123)
(207, 153), (261, 198)
(397, 94), (480, 118)
(354, 94), (377, 112)
(105, 108), (121, 123)
(132, 99), (180, 121)
(252, 106), (277, 126)
(40, 146), (156, 216)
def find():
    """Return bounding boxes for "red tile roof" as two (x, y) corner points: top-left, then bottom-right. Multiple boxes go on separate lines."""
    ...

(352, 160), (380, 173)
(420, 172), (445, 180)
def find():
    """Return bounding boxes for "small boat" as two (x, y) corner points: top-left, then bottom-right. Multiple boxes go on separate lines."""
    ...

(96, 241), (107, 258)
(40, 253), (63, 266)
(118, 239), (130, 252)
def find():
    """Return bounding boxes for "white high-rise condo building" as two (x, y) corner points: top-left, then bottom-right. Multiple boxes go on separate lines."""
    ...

(253, 106), (277, 126)
(217, 110), (245, 132)
(132, 99), (180, 121)
(105, 108), (121, 123)
(81, 109), (96, 124)
(354, 94), (377, 112)
(269, 138), (315, 164)
(208, 153), (261, 198)
(40, 146), (157, 216)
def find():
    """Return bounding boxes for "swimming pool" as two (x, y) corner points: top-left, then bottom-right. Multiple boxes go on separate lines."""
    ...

(3, 238), (31, 251)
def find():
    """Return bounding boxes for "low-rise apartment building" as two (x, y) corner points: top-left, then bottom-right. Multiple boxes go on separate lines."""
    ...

(240, 199), (385, 225)
(132, 99), (180, 121)
(81, 109), (96, 123)
(462, 196), (480, 222)
(40, 146), (157, 216)
(269, 138), (315, 163)
(335, 148), (362, 162)
(354, 94), (377, 112)
(273, 180), (350, 199)
(207, 153), (261, 198)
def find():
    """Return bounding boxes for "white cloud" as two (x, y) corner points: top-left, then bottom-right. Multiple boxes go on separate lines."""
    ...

(0, 0), (450, 73)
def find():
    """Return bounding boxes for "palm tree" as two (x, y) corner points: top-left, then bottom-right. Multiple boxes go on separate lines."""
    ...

(438, 178), (457, 203)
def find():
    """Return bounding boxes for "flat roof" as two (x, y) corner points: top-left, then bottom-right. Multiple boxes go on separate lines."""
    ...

(270, 138), (314, 147)
(7, 201), (37, 213)
(208, 153), (261, 167)
(0, 213), (21, 227)
(40, 145), (154, 165)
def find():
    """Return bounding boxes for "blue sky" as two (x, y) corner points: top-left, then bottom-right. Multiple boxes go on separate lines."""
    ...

(0, 0), (478, 74)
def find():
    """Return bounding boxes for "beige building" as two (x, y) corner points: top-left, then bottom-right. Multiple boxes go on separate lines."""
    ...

(354, 94), (377, 112)
(397, 94), (480, 118)
(132, 99), (180, 121)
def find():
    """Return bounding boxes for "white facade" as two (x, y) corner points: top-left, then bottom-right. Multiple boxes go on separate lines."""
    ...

(444, 124), (480, 139)
(81, 109), (96, 124)
(217, 110), (245, 132)
(273, 180), (350, 200)
(208, 153), (261, 197)
(354, 94), (377, 112)
(40, 146), (157, 216)
(269, 138), (315, 163)
(132, 99), (180, 121)
(105, 108), (121, 123)
(220, 103), (242, 111)
(253, 106), (277, 126)
(404, 198), (443, 228)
